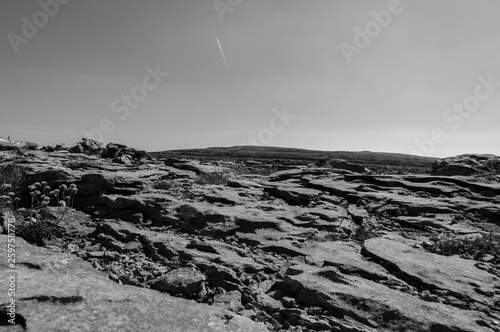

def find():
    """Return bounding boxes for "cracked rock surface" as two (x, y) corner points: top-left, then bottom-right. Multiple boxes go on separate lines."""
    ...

(1, 150), (500, 331)
(0, 236), (266, 332)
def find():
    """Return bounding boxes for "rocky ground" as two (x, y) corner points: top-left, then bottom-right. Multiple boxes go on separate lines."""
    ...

(1, 142), (500, 332)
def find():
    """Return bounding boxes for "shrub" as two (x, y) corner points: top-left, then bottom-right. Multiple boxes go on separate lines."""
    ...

(153, 180), (173, 190)
(424, 232), (500, 264)
(194, 172), (229, 185)
(14, 214), (60, 246)
(0, 187), (18, 211)
(0, 163), (26, 189)
(153, 179), (193, 199)
(0, 163), (25, 209)
(351, 222), (378, 243)
(228, 163), (281, 177)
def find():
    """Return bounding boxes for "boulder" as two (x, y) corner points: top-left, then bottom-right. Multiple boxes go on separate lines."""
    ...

(69, 138), (104, 155)
(102, 142), (151, 161)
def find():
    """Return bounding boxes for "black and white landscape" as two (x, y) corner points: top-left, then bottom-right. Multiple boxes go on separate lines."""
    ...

(1, 1), (500, 332)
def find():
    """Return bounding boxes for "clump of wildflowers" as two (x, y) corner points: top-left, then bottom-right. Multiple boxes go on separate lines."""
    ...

(12, 181), (79, 245)
(27, 182), (78, 224)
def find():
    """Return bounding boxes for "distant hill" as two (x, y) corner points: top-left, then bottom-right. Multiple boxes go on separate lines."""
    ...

(150, 146), (437, 169)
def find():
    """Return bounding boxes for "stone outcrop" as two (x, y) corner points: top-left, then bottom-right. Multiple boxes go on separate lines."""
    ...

(0, 236), (267, 332)
(101, 142), (151, 161)
(68, 139), (151, 163)
(1, 150), (500, 331)
(69, 138), (105, 155)
(0, 138), (38, 151)
(432, 154), (500, 178)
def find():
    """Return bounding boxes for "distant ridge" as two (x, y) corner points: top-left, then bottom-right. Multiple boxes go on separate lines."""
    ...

(150, 146), (437, 169)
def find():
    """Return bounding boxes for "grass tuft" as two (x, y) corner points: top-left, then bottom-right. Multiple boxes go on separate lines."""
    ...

(424, 232), (500, 264)
(153, 180), (174, 190)
(227, 164), (281, 177)
(194, 172), (229, 185)
(0, 163), (26, 211)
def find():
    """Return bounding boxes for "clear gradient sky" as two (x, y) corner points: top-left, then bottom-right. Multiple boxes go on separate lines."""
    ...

(1, 0), (499, 157)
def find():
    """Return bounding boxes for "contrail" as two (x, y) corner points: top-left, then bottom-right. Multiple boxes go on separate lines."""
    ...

(217, 38), (229, 70)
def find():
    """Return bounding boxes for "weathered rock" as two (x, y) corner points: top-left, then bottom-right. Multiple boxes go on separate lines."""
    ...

(363, 237), (500, 308)
(214, 290), (245, 312)
(201, 263), (243, 290)
(393, 215), (485, 234)
(227, 178), (263, 189)
(118, 155), (132, 165)
(69, 138), (104, 155)
(328, 159), (370, 173)
(268, 168), (333, 182)
(163, 156), (187, 166)
(285, 265), (495, 331)
(347, 205), (370, 225)
(264, 186), (322, 205)
(101, 142), (151, 161)
(432, 154), (500, 177)
(254, 293), (283, 313)
(123, 241), (143, 253)
(201, 186), (253, 206)
(148, 267), (206, 295)
(3, 144), (500, 331)
(0, 138), (38, 151)
(300, 241), (399, 283)
(172, 160), (229, 175)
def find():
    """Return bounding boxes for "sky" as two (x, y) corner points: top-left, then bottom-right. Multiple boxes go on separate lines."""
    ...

(1, 0), (499, 158)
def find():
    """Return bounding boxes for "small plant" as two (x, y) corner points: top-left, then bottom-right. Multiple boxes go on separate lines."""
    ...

(153, 179), (193, 199)
(0, 163), (25, 209)
(424, 232), (500, 264)
(14, 182), (78, 245)
(194, 172), (229, 185)
(351, 222), (379, 243)
(0, 163), (26, 189)
(228, 163), (281, 177)
(153, 180), (173, 190)
(0, 184), (18, 210)
(14, 213), (58, 246)
(29, 182), (77, 221)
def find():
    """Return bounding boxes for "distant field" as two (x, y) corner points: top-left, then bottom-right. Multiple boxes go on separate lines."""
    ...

(150, 146), (437, 173)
